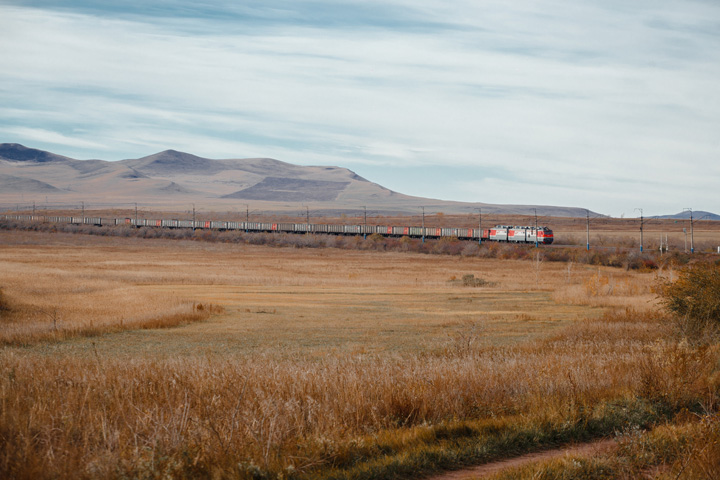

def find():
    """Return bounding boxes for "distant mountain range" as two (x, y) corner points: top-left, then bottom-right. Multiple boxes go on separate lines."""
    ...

(0, 143), (596, 216)
(651, 211), (720, 221)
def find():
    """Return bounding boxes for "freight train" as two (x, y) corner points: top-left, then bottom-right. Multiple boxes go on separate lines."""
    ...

(0, 214), (554, 244)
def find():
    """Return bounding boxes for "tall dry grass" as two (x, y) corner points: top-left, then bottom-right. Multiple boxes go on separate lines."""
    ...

(551, 266), (661, 310)
(3, 309), (718, 479)
(0, 231), (226, 345)
(1, 230), (719, 479)
(0, 272), (214, 346)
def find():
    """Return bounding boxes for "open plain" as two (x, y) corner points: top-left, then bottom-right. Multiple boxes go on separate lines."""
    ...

(1, 228), (719, 479)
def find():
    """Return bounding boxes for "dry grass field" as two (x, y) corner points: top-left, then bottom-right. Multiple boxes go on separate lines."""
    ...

(1, 228), (719, 479)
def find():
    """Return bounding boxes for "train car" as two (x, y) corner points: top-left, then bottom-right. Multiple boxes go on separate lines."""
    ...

(441, 227), (459, 237)
(488, 226), (509, 242)
(537, 227), (554, 245)
(325, 224), (344, 234)
(360, 225), (375, 236)
(460, 228), (477, 239)
(508, 226), (527, 243)
(244, 222), (267, 232)
(274, 223), (295, 232)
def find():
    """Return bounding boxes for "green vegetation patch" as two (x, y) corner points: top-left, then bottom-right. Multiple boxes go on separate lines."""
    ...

(300, 397), (666, 480)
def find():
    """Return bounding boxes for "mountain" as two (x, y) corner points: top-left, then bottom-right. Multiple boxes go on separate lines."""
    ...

(125, 150), (227, 175)
(652, 211), (720, 221)
(0, 143), (590, 216)
(0, 143), (72, 163)
(0, 173), (63, 193)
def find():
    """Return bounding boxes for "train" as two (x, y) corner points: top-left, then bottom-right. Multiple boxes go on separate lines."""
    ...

(0, 214), (554, 244)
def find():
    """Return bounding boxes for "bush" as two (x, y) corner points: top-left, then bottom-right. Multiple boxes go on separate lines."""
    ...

(0, 287), (10, 314)
(658, 263), (720, 325)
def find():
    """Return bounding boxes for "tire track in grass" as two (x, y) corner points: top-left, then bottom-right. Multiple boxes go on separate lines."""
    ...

(425, 438), (617, 480)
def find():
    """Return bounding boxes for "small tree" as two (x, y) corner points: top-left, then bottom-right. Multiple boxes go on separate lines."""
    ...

(658, 262), (720, 325)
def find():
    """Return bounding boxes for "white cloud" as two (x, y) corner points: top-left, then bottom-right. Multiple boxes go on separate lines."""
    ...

(1, 1), (719, 215)
(1, 127), (110, 151)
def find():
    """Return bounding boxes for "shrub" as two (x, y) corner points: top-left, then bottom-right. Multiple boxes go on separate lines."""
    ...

(461, 242), (480, 257)
(658, 263), (720, 324)
(0, 287), (10, 314)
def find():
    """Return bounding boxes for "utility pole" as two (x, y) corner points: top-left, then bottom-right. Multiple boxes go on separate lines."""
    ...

(421, 206), (425, 243)
(135, 202), (138, 227)
(691, 212), (694, 254)
(363, 206), (367, 240)
(192, 203), (195, 231)
(684, 208), (694, 253)
(635, 208), (643, 252)
(244, 204), (249, 233)
(32, 201), (36, 217)
(475, 208), (482, 245)
(533, 208), (538, 248)
(81, 201), (84, 223)
(586, 210), (590, 251)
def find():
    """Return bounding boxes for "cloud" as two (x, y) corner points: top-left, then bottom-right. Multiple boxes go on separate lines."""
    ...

(1, 1), (719, 216)
(0, 127), (110, 151)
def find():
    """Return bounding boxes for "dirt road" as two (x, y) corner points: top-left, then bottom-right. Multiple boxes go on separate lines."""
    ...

(425, 438), (617, 480)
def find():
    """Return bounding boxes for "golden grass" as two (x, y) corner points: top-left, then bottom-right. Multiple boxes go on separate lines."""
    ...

(0, 230), (603, 349)
(5, 309), (712, 479)
(551, 265), (661, 310)
(0, 230), (718, 479)
(0, 236), (217, 345)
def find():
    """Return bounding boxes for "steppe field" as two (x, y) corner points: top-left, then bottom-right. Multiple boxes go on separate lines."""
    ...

(1, 227), (719, 479)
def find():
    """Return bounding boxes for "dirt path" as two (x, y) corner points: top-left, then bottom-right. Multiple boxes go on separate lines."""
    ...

(426, 438), (617, 480)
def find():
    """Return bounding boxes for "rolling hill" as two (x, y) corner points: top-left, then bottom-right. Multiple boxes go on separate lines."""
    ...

(651, 211), (720, 221)
(0, 143), (590, 216)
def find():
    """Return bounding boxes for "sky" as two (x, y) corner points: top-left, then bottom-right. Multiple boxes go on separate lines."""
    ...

(1, 0), (719, 217)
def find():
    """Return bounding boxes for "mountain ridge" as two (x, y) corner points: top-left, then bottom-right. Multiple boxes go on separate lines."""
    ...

(651, 211), (720, 221)
(0, 143), (75, 163)
(0, 143), (597, 217)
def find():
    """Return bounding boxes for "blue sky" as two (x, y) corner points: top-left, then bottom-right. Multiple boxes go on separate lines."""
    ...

(1, 0), (719, 216)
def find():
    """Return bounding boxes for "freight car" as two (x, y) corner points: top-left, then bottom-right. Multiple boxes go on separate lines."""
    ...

(1, 214), (554, 245)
